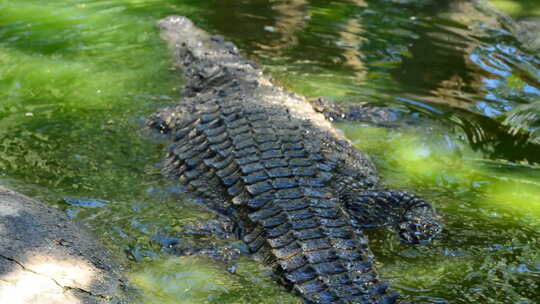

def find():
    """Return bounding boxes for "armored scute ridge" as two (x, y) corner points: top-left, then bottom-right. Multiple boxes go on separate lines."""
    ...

(149, 16), (442, 304)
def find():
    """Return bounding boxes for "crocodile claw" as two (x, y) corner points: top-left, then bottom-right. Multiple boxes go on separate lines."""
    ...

(397, 208), (443, 245)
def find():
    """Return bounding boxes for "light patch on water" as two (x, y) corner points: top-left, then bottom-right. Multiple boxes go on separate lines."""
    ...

(488, 0), (540, 18)
(130, 256), (231, 304)
(129, 256), (300, 304)
(343, 121), (540, 233)
(343, 123), (480, 182)
(483, 180), (540, 225)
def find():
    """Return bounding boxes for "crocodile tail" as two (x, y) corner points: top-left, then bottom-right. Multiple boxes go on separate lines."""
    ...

(242, 193), (401, 304)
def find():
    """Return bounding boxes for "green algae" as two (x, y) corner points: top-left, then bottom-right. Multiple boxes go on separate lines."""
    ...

(342, 122), (540, 224)
(0, 0), (182, 199)
(488, 0), (540, 18)
(130, 256), (300, 304)
(130, 256), (232, 304)
(342, 122), (539, 302)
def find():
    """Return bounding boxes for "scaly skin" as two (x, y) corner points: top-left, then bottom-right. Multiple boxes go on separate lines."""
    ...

(149, 16), (442, 304)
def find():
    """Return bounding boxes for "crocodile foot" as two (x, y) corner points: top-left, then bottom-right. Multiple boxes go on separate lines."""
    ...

(344, 189), (443, 245)
(309, 97), (402, 125)
(166, 217), (248, 266)
(396, 202), (443, 245)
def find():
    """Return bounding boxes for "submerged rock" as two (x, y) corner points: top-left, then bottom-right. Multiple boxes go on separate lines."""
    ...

(0, 186), (136, 304)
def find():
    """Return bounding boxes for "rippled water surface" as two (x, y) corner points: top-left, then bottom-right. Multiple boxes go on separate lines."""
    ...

(1, 0), (539, 303)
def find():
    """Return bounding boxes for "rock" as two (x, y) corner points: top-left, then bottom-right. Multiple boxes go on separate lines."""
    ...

(0, 186), (136, 304)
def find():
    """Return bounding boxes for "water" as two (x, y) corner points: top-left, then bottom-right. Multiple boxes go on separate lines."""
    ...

(1, 0), (539, 303)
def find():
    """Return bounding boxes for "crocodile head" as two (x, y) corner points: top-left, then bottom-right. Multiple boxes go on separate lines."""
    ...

(157, 15), (239, 62)
(157, 16), (199, 47)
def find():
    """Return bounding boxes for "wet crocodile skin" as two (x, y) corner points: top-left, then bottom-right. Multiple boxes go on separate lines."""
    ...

(148, 16), (441, 304)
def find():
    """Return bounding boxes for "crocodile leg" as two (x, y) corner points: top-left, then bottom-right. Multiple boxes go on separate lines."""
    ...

(167, 217), (248, 266)
(343, 190), (442, 245)
(308, 97), (401, 125)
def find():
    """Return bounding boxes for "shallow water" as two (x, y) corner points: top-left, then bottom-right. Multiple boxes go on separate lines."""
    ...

(1, 0), (539, 303)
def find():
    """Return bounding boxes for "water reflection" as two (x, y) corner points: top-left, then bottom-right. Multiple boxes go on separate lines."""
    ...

(503, 100), (540, 145)
(369, 0), (540, 163)
(256, 0), (309, 53)
(391, 0), (483, 110)
(340, 0), (368, 80)
(193, 0), (309, 58)
(339, 16), (367, 80)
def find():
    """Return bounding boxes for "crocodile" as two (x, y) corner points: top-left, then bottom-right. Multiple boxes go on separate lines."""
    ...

(148, 16), (442, 304)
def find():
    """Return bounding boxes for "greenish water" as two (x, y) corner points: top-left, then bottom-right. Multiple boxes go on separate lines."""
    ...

(1, 0), (539, 303)
(489, 0), (540, 18)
